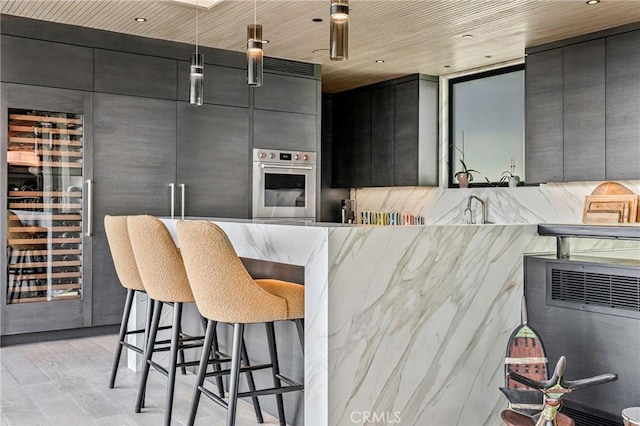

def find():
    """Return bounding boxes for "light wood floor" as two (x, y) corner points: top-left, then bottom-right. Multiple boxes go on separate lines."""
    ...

(0, 334), (279, 426)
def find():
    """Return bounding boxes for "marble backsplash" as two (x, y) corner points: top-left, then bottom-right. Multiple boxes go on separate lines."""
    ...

(351, 181), (640, 226)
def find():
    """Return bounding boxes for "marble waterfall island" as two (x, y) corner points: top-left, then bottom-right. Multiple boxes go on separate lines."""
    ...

(161, 219), (543, 425)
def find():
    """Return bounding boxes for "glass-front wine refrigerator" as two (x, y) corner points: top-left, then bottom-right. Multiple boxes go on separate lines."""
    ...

(6, 109), (84, 304)
(2, 84), (93, 336)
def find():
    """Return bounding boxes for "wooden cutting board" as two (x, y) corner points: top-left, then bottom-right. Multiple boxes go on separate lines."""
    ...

(583, 194), (638, 223)
(591, 182), (634, 196)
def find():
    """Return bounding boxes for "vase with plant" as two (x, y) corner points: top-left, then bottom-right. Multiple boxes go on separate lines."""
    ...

(499, 156), (521, 188)
(453, 132), (479, 188)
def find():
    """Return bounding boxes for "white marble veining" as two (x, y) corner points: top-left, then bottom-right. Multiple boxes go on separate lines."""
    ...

(152, 218), (639, 425)
(157, 219), (557, 425)
(353, 181), (640, 225)
(326, 224), (542, 425)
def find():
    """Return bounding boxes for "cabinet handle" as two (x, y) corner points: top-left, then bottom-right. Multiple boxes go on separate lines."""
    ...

(86, 179), (93, 237)
(169, 183), (175, 219)
(260, 164), (313, 171)
(180, 184), (185, 220)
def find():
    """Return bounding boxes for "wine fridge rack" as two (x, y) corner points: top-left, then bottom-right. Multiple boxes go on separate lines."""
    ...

(6, 109), (84, 304)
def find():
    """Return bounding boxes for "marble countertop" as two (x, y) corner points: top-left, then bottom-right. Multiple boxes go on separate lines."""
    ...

(538, 223), (640, 240)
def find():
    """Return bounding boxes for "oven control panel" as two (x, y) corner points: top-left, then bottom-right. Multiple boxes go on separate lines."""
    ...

(254, 148), (316, 165)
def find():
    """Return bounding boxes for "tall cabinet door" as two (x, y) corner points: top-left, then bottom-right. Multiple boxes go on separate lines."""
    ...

(371, 86), (395, 186)
(92, 93), (177, 326)
(350, 91), (372, 187)
(606, 31), (640, 180)
(563, 39), (606, 181)
(177, 102), (250, 218)
(1, 83), (93, 335)
(525, 49), (564, 183)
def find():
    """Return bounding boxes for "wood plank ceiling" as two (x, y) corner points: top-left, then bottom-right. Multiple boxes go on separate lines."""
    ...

(2, 0), (639, 93)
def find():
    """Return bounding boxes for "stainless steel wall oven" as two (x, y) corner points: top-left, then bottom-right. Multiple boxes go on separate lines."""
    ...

(252, 148), (316, 220)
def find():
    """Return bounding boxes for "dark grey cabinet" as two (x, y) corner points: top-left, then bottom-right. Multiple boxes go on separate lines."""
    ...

(93, 93), (177, 325)
(0, 35), (93, 91)
(525, 49), (564, 183)
(330, 75), (439, 188)
(331, 93), (352, 188)
(525, 27), (639, 183)
(563, 39), (606, 182)
(94, 49), (177, 100)
(177, 62), (249, 108)
(350, 90), (372, 187)
(254, 73), (317, 114)
(253, 109), (317, 151)
(605, 30), (640, 180)
(177, 102), (250, 218)
(371, 86), (395, 186)
(394, 81), (420, 186)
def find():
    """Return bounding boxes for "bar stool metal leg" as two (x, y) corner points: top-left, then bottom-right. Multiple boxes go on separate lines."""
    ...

(187, 319), (216, 426)
(109, 288), (135, 388)
(227, 323), (245, 426)
(164, 302), (183, 426)
(265, 322), (286, 426)
(241, 338), (264, 423)
(178, 322), (187, 376)
(135, 299), (162, 413)
(140, 294), (154, 408)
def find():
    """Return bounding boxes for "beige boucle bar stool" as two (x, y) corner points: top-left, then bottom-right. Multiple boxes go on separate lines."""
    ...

(127, 215), (262, 426)
(104, 215), (153, 389)
(176, 220), (305, 426)
(105, 215), (189, 396)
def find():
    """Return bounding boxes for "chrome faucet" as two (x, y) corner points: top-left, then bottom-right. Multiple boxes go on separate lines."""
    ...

(465, 195), (488, 224)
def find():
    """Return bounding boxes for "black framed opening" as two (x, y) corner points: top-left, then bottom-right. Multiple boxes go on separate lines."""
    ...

(448, 64), (525, 188)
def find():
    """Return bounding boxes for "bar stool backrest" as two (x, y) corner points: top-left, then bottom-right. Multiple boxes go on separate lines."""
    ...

(128, 215), (194, 303)
(104, 215), (145, 292)
(176, 220), (288, 324)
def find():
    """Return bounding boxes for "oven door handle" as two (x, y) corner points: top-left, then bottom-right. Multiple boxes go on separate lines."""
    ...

(260, 164), (313, 170)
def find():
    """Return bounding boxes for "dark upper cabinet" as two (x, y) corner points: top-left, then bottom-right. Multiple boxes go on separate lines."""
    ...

(329, 75), (439, 188)
(526, 27), (639, 183)
(350, 90), (372, 187)
(525, 49), (564, 183)
(177, 102), (250, 218)
(0, 35), (93, 91)
(371, 86), (395, 186)
(254, 73), (317, 114)
(331, 93), (352, 188)
(253, 109), (317, 152)
(177, 62), (249, 108)
(394, 81), (420, 186)
(563, 39), (606, 182)
(93, 93), (177, 325)
(605, 30), (640, 180)
(94, 49), (177, 100)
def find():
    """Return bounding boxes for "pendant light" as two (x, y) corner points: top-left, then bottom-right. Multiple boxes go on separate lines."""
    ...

(247, 0), (263, 87)
(330, 0), (349, 61)
(189, 0), (204, 105)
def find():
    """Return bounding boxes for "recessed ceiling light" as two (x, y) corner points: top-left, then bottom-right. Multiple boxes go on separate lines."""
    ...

(134, 17), (147, 22)
(586, 0), (600, 4)
(312, 18), (323, 22)
(462, 34), (473, 39)
(375, 59), (385, 63)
